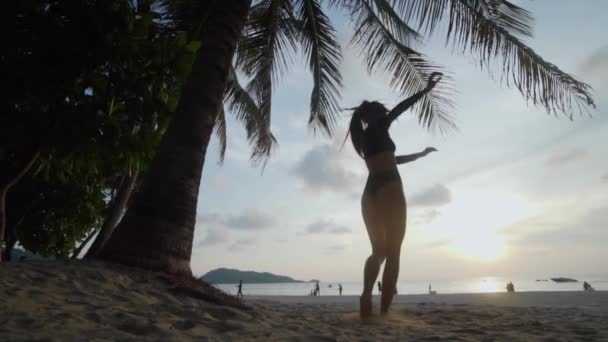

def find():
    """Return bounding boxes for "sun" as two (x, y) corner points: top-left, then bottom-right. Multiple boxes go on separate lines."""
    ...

(426, 190), (526, 262)
(449, 233), (507, 261)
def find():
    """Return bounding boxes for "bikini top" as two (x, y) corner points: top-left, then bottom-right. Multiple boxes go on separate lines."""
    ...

(363, 117), (396, 158)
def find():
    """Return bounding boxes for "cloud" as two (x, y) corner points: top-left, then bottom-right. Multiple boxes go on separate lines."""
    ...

(409, 184), (451, 207)
(578, 46), (608, 76)
(196, 228), (229, 247)
(412, 209), (441, 225)
(198, 212), (222, 223)
(424, 238), (454, 249)
(578, 45), (608, 91)
(544, 147), (586, 166)
(291, 144), (362, 194)
(208, 176), (235, 191)
(505, 207), (608, 247)
(305, 219), (352, 235)
(198, 208), (278, 230)
(325, 244), (348, 254)
(228, 238), (256, 252)
(224, 209), (277, 230)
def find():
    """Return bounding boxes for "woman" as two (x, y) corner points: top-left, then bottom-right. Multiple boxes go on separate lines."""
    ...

(346, 72), (442, 317)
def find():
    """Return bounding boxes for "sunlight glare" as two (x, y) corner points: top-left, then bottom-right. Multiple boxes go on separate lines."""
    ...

(427, 190), (525, 262)
(449, 233), (507, 261)
(478, 277), (502, 293)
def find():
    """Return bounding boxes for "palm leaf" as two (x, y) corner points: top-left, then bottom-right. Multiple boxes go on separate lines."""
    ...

(448, 0), (594, 115)
(236, 0), (298, 141)
(390, 0), (449, 36)
(224, 64), (277, 165)
(214, 106), (227, 164)
(155, 0), (213, 34)
(472, 0), (535, 39)
(350, 0), (456, 131)
(391, 0), (594, 116)
(295, 0), (343, 136)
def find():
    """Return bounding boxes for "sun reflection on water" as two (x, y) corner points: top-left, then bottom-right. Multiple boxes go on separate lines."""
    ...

(478, 277), (502, 293)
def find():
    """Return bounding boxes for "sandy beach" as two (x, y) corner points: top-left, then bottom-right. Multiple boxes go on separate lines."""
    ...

(1, 260), (607, 341)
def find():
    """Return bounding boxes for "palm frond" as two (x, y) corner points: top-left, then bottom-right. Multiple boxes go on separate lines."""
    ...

(295, 0), (343, 136)
(390, 0), (594, 116)
(391, 0), (449, 36)
(372, 0), (421, 44)
(446, 0), (594, 116)
(351, 0), (456, 131)
(250, 127), (278, 168)
(472, 0), (534, 39)
(236, 0), (298, 137)
(155, 0), (213, 34)
(224, 65), (277, 165)
(214, 106), (227, 164)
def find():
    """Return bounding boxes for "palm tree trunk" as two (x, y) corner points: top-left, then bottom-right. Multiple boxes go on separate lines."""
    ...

(97, 0), (252, 275)
(70, 227), (99, 259)
(85, 173), (138, 258)
(1, 150), (40, 262)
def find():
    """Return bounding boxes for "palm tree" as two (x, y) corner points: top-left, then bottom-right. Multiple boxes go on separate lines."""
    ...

(99, 0), (594, 275)
(97, 0), (254, 274)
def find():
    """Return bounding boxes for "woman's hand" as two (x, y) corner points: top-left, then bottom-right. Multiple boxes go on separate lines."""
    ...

(423, 147), (438, 155)
(425, 72), (443, 91)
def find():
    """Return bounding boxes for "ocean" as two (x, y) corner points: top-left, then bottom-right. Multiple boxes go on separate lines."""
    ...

(213, 275), (608, 296)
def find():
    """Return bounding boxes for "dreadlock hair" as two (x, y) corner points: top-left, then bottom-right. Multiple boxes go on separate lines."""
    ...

(341, 101), (389, 159)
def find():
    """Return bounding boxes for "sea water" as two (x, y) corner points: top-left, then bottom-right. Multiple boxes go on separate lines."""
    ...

(213, 275), (608, 296)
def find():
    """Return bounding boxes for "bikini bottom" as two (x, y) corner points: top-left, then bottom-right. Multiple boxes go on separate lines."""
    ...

(364, 169), (401, 195)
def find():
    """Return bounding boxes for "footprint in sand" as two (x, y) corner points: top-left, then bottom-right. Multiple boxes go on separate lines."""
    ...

(116, 316), (163, 336)
(171, 319), (196, 331)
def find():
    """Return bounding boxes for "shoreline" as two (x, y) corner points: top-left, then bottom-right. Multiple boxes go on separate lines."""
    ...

(2, 261), (607, 341)
(249, 291), (608, 308)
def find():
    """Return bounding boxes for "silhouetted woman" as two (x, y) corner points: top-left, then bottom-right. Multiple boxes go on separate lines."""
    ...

(345, 73), (442, 317)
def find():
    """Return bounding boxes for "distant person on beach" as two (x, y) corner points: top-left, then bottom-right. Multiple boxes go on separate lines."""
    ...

(377, 281), (382, 293)
(506, 282), (515, 293)
(583, 281), (595, 291)
(344, 73), (442, 318)
(315, 281), (320, 296)
(236, 280), (243, 298)
(338, 284), (343, 296)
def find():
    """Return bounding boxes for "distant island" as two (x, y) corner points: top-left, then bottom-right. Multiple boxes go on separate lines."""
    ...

(200, 268), (305, 284)
(551, 277), (578, 283)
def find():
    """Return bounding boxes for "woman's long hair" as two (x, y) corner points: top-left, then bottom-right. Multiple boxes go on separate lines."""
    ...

(342, 101), (389, 159)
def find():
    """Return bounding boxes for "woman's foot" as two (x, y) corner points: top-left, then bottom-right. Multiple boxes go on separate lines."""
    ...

(360, 294), (372, 318)
(380, 290), (394, 315)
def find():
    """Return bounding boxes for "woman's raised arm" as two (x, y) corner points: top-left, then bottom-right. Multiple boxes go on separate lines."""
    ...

(386, 73), (443, 124)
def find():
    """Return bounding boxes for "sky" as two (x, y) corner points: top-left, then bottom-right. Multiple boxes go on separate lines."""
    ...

(191, 1), (608, 282)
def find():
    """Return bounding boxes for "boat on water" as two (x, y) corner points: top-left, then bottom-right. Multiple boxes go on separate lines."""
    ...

(551, 277), (578, 283)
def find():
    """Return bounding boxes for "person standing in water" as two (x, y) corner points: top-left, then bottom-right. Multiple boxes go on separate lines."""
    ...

(377, 281), (382, 293)
(236, 280), (243, 298)
(345, 73), (442, 317)
(338, 283), (343, 296)
(315, 281), (321, 296)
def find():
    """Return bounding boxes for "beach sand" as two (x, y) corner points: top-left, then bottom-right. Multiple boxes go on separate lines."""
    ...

(1, 260), (607, 341)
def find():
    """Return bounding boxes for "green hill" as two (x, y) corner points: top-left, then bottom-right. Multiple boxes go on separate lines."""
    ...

(200, 268), (304, 284)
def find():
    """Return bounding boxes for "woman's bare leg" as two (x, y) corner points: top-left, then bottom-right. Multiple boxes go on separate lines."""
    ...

(363, 253), (385, 296)
(378, 182), (406, 315)
(360, 192), (386, 317)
